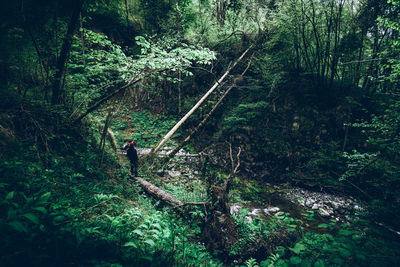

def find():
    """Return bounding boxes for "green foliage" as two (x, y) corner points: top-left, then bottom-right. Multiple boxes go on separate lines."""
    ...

(243, 257), (260, 267)
(230, 209), (295, 257)
(68, 30), (215, 121)
(112, 110), (178, 147)
(223, 101), (270, 133)
(68, 29), (131, 107)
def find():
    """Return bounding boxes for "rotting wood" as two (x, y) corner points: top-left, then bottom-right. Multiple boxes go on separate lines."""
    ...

(150, 45), (254, 155)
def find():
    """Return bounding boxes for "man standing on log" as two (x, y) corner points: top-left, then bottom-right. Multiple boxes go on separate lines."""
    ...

(127, 142), (138, 176)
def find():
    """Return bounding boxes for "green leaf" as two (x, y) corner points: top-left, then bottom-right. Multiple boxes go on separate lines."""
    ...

(140, 255), (153, 262)
(132, 229), (144, 236)
(290, 242), (306, 254)
(314, 259), (325, 267)
(52, 215), (65, 224)
(22, 213), (40, 224)
(290, 256), (302, 265)
(239, 208), (249, 216)
(7, 208), (17, 220)
(124, 242), (138, 248)
(318, 224), (329, 228)
(153, 223), (162, 230)
(8, 220), (28, 233)
(275, 259), (289, 266)
(6, 191), (15, 200)
(40, 192), (51, 202)
(144, 239), (155, 247)
(339, 248), (352, 257)
(338, 229), (353, 236)
(33, 207), (47, 214)
(332, 257), (344, 265)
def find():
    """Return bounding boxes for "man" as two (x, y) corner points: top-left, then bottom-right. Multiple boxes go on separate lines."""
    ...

(127, 142), (138, 176)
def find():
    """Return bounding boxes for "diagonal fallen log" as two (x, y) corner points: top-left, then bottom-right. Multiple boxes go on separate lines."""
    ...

(150, 45), (254, 155)
(161, 52), (254, 165)
(134, 176), (184, 206)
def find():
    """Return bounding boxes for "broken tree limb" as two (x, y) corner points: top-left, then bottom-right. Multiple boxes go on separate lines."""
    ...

(150, 45), (254, 155)
(162, 52), (254, 164)
(73, 79), (135, 123)
(73, 68), (166, 123)
(134, 177), (183, 206)
(107, 128), (118, 151)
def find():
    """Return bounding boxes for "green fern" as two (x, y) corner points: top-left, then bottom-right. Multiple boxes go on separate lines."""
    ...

(244, 258), (260, 267)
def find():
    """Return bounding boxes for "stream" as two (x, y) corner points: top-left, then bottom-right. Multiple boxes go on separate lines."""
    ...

(129, 146), (366, 230)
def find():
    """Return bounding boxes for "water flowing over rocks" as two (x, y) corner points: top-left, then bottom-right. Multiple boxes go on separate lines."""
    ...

(278, 186), (365, 220)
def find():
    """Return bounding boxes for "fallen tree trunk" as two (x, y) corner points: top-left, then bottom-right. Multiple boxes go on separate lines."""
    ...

(150, 45), (253, 155)
(134, 176), (183, 206)
(162, 52), (254, 164)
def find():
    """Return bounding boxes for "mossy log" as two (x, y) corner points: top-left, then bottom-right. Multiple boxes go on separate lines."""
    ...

(134, 177), (183, 206)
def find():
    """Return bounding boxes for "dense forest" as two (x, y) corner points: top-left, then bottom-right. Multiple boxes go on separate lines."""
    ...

(1, 0), (400, 266)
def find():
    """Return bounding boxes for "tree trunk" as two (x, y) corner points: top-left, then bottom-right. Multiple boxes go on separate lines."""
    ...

(52, 0), (83, 105)
(202, 145), (241, 261)
(215, 0), (227, 25)
(99, 112), (112, 166)
(151, 45), (253, 155)
(79, 12), (86, 68)
(329, 0), (344, 87)
(135, 177), (184, 206)
(124, 0), (130, 26)
(162, 53), (254, 164)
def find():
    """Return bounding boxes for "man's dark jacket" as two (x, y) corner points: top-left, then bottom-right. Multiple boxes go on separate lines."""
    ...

(127, 146), (138, 163)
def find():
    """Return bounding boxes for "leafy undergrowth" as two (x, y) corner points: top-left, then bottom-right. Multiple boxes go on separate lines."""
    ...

(0, 105), (220, 266)
(236, 212), (400, 267)
(111, 109), (178, 148)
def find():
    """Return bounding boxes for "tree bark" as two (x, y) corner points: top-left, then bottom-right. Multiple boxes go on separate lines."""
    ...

(151, 45), (253, 155)
(52, 0), (84, 105)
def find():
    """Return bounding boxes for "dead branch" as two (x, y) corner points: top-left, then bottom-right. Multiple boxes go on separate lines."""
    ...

(223, 144), (241, 192)
(73, 68), (166, 123)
